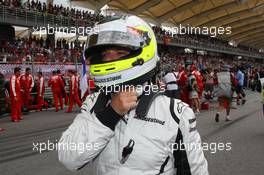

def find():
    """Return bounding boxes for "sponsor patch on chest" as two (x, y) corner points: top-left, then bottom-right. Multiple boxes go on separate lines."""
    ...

(134, 116), (165, 125)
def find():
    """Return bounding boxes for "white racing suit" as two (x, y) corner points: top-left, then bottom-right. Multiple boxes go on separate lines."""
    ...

(58, 92), (209, 175)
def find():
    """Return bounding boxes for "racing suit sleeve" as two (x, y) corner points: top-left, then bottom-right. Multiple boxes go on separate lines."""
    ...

(58, 93), (121, 171)
(71, 76), (75, 92)
(39, 77), (43, 96)
(48, 78), (51, 87)
(11, 76), (16, 97)
(174, 106), (209, 175)
(19, 75), (23, 89)
(30, 75), (34, 92)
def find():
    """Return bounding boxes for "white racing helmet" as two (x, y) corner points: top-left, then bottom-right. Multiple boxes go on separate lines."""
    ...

(85, 15), (159, 88)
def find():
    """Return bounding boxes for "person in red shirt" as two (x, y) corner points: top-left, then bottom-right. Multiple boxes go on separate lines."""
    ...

(57, 69), (68, 105)
(74, 70), (81, 97)
(36, 71), (49, 111)
(10, 67), (22, 122)
(48, 70), (64, 112)
(66, 70), (82, 113)
(81, 73), (97, 102)
(191, 64), (204, 99)
(20, 67), (34, 111)
(88, 78), (96, 91)
(176, 64), (189, 104)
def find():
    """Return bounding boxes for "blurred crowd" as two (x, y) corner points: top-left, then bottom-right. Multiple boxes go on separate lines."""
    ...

(0, 37), (84, 63)
(159, 51), (263, 88)
(153, 26), (261, 56)
(0, 0), (105, 22)
(158, 51), (264, 117)
(0, 0), (262, 57)
(0, 66), (96, 124)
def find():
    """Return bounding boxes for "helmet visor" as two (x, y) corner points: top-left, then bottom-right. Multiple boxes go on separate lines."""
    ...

(88, 30), (145, 49)
(86, 28), (147, 64)
(86, 45), (142, 64)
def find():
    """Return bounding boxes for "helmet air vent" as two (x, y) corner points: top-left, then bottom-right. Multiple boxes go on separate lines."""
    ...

(105, 67), (115, 71)
(132, 58), (144, 67)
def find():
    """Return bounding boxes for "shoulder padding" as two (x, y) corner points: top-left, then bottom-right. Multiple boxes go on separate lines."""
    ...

(169, 98), (189, 124)
(89, 93), (110, 114)
(136, 90), (166, 118)
(80, 92), (100, 113)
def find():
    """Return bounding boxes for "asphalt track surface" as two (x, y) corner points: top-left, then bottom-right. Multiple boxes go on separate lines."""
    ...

(0, 90), (263, 175)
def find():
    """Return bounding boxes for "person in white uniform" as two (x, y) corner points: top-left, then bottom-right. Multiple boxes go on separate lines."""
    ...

(58, 15), (209, 175)
(163, 68), (180, 99)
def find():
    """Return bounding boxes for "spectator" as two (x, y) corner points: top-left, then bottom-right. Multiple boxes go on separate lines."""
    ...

(214, 66), (237, 122)
(236, 66), (246, 105)
(48, 70), (64, 112)
(35, 71), (48, 111)
(10, 67), (23, 122)
(20, 67), (34, 111)
(163, 67), (180, 99)
(187, 67), (200, 114)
